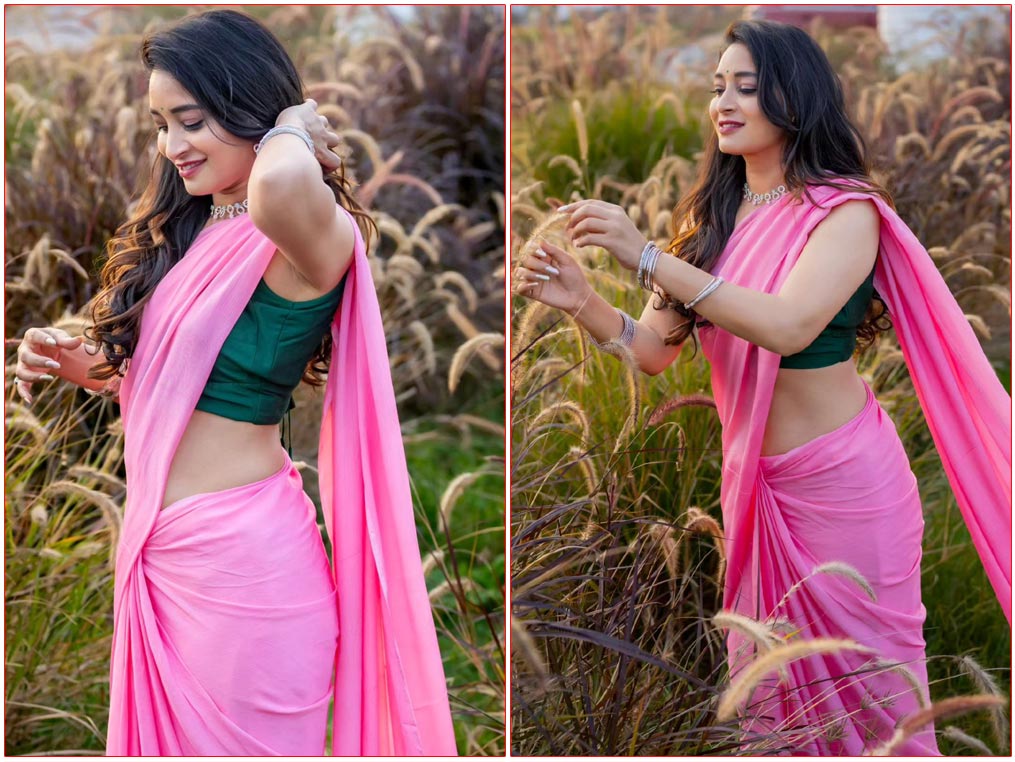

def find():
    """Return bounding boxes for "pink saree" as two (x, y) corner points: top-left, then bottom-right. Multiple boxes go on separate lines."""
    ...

(107, 207), (456, 755)
(697, 184), (1011, 754)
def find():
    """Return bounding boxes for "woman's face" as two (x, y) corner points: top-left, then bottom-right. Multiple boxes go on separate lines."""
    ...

(708, 43), (786, 160)
(148, 69), (254, 206)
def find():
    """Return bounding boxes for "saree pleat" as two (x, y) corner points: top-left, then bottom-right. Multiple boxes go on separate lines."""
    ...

(107, 207), (455, 755)
(698, 183), (1010, 755)
(111, 453), (338, 754)
(733, 383), (936, 754)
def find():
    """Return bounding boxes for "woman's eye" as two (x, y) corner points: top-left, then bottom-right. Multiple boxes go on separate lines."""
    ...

(739, 88), (757, 95)
(710, 88), (723, 95)
(183, 121), (204, 131)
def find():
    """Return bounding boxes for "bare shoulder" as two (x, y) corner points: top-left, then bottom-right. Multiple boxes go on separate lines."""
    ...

(819, 197), (881, 237)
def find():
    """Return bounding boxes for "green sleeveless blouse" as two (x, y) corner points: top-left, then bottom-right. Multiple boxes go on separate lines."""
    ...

(779, 266), (876, 369)
(195, 275), (345, 425)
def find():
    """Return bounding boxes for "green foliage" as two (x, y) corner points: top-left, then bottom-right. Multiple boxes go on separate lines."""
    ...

(523, 87), (703, 203)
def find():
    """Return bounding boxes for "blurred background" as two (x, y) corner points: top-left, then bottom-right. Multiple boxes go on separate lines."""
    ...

(511, 4), (1010, 756)
(5, 5), (504, 755)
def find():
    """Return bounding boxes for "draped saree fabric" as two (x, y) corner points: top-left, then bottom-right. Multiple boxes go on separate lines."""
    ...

(696, 184), (1011, 754)
(107, 207), (456, 755)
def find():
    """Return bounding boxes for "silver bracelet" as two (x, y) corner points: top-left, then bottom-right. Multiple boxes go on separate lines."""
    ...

(84, 374), (122, 399)
(638, 242), (663, 291)
(588, 309), (637, 355)
(685, 276), (724, 310)
(254, 125), (315, 155)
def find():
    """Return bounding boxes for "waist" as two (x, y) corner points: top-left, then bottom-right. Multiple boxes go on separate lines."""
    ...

(763, 359), (869, 456)
(162, 410), (288, 510)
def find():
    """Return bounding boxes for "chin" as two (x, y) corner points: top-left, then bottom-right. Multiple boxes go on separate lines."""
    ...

(716, 141), (746, 157)
(182, 180), (216, 198)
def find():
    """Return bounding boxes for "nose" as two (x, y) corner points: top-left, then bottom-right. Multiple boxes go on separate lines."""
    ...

(716, 88), (737, 113)
(163, 125), (193, 161)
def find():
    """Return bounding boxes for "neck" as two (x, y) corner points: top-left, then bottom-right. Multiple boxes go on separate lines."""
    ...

(212, 183), (249, 209)
(742, 148), (786, 194)
(212, 194), (247, 208)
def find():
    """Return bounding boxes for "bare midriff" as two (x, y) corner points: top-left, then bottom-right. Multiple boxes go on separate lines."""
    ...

(161, 412), (286, 511)
(761, 357), (869, 457)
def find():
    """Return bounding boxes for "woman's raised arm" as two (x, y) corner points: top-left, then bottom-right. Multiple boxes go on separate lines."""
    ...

(247, 99), (355, 293)
(564, 198), (880, 357)
(515, 241), (686, 376)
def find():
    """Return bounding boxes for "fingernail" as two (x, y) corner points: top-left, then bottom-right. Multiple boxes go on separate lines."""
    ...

(39, 374), (55, 381)
(533, 273), (551, 281)
(533, 248), (548, 258)
(46, 360), (60, 369)
(557, 204), (572, 212)
(545, 265), (560, 275)
(45, 337), (57, 346)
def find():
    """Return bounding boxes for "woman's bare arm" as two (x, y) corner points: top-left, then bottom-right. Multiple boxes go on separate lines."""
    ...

(247, 100), (355, 293)
(648, 200), (880, 355)
(522, 242), (687, 376)
(565, 199), (881, 357)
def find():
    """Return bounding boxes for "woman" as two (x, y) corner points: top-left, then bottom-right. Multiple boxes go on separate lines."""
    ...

(515, 20), (1010, 755)
(13, 10), (455, 756)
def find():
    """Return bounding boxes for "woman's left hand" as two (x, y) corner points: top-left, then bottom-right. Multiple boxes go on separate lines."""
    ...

(273, 99), (344, 172)
(560, 200), (648, 271)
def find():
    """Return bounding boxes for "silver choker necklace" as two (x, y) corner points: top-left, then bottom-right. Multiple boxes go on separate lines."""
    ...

(743, 182), (787, 206)
(210, 198), (249, 220)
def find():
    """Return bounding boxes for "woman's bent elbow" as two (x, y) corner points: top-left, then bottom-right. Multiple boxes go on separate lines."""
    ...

(638, 347), (681, 376)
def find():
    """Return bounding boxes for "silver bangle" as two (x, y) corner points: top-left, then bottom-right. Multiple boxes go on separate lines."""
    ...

(638, 242), (663, 291)
(254, 125), (315, 155)
(84, 374), (122, 399)
(685, 276), (724, 310)
(589, 309), (637, 355)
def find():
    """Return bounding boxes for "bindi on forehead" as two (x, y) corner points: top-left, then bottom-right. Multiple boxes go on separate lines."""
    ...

(149, 103), (202, 117)
(713, 69), (758, 80)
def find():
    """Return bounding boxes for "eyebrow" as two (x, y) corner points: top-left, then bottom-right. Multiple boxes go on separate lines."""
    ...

(149, 104), (202, 117)
(713, 70), (757, 79)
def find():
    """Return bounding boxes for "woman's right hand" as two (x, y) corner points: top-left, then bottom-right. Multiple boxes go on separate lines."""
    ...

(513, 241), (593, 316)
(273, 99), (345, 172)
(13, 327), (83, 404)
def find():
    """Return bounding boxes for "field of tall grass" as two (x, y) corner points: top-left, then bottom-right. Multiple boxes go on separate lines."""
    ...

(511, 7), (1010, 755)
(5, 6), (504, 755)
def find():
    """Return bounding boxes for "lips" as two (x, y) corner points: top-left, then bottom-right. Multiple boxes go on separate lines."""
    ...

(718, 121), (744, 135)
(176, 160), (205, 178)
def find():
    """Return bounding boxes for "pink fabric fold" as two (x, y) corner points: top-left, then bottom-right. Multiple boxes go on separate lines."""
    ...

(323, 208), (457, 755)
(107, 206), (456, 754)
(697, 183), (1011, 753)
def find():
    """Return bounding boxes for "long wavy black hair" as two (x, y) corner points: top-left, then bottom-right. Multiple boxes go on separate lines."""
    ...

(86, 9), (376, 383)
(662, 19), (892, 350)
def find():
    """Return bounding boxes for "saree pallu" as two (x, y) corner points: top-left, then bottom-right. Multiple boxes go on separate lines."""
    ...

(697, 183), (1011, 755)
(107, 207), (456, 755)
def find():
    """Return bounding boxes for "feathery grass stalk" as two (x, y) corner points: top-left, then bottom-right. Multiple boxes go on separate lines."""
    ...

(717, 639), (875, 722)
(867, 695), (1007, 755)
